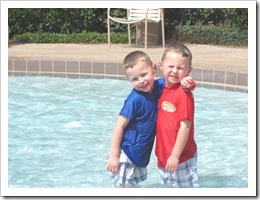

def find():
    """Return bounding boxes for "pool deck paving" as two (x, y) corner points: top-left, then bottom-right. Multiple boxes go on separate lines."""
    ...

(8, 43), (248, 74)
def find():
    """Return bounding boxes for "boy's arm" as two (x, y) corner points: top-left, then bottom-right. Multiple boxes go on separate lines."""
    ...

(181, 76), (196, 91)
(165, 119), (191, 173)
(107, 115), (129, 174)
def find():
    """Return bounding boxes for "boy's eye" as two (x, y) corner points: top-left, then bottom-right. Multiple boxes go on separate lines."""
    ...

(177, 67), (185, 70)
(169, 65), (184, 70)
(141, 73), (147, 77)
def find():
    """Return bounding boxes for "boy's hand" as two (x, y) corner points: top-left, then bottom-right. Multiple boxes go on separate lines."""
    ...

(181, 76), (196, 91)
(107, 155), (120, 174)
(165, 154), (179, 173)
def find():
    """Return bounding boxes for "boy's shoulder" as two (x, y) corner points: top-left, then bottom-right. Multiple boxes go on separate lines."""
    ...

(177, 84), (194, 99)
(126, 88), (147, 100)
(154, 78), (165, 89)
(152, 78), (165, 98)
(155, 78), (165, 84)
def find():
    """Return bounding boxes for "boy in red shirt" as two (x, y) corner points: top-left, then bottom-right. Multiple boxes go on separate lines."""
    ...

(155, 43), (199, 188)
(107, 50), (195, 188)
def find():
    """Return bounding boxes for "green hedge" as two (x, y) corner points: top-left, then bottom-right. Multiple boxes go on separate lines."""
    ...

(174, 25), (247, 46)
(9, 8), (248, 46)
(12, 31), (130, 44)
(8, 8), (124, 38)
(12, 24), (247, 46)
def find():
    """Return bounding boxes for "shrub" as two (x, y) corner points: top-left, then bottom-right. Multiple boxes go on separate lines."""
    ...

(9, 8), (248, 46)
(174, 25), (247, 46)
(12, 32), (131, 44)
(12, 25), (247, 46)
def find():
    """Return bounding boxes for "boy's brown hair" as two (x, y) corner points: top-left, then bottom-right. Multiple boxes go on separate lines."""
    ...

(161, 43), (192, 67)
(123, 51), (153, 70)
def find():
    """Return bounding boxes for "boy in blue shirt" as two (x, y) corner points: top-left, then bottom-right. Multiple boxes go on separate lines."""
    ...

(107, 50), (194, 187)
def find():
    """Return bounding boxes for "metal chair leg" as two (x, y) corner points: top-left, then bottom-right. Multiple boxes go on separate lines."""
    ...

(108, 16), (111, 47)
(128, 24), (131, 46)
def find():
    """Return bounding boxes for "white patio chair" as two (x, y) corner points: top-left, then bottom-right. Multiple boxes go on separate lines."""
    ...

(107, 8), (165, 49)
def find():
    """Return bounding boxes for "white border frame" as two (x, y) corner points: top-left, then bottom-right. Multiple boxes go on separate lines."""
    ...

(1, 0), (257, 197)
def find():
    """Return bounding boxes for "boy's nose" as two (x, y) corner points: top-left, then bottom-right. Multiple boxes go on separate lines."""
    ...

(172, 67), (178, 73)
(139, 77), (145, 84)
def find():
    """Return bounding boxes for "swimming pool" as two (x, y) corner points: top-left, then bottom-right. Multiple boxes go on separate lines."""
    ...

(8, 76), (248, 188)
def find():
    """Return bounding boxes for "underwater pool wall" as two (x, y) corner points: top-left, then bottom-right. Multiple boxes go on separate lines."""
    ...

(8, 59), (248, 93)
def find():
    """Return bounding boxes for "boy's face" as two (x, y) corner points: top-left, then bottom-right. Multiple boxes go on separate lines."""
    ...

(160, 52), (192, 87)
(126, 60), (156, 93)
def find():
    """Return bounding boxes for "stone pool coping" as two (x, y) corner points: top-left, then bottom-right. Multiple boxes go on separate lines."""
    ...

(8, 58), (248, 93)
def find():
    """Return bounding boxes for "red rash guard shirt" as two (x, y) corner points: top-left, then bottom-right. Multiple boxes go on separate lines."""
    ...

(155, 83), (197, 168)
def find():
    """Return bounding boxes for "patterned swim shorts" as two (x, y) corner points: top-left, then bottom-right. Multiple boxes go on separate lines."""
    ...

(109, 150), (147, 188)
(158, 154), (200, 188)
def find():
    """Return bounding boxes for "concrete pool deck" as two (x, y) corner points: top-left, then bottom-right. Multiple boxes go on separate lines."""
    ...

(8, 43), (248, 74)
(8, 43), (248, 92)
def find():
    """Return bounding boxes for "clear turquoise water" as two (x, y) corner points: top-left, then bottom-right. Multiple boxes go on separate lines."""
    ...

(8, 76), (248, 188)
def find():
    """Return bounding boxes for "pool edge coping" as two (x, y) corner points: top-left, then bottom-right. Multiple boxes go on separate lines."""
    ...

(8, 58), (248, 93)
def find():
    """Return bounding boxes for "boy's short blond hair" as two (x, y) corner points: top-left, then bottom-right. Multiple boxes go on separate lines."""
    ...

(161, 43), (192, 67)
(123, 51), (153, 70)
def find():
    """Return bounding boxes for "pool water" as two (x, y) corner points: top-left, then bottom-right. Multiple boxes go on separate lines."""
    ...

(8, 76), (248, 188)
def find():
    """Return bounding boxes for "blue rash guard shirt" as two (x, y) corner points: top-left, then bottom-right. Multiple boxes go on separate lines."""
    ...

(119, 78), (165, 167)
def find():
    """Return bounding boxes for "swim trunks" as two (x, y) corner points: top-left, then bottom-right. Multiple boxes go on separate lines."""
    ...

(157, 153), (199, 188)
(109, 150), (147, 187)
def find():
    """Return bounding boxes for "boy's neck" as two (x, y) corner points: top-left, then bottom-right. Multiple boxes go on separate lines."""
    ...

(165, 80), (180, 88)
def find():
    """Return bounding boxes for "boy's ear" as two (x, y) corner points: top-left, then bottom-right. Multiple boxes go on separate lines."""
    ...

(152, 63), (157, 73)
(187, 67), (193, 75)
